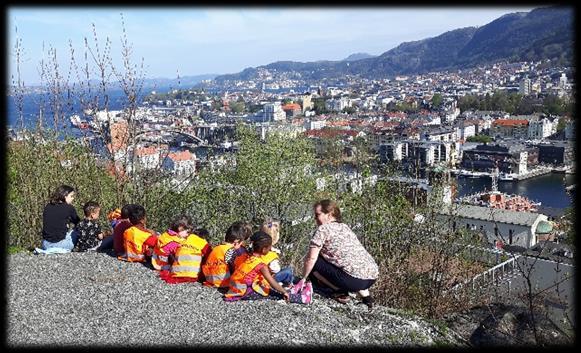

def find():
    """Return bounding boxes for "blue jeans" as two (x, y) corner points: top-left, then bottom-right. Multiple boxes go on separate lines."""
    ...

(42, 229), (78, 251)
(274, 267), (294, 285)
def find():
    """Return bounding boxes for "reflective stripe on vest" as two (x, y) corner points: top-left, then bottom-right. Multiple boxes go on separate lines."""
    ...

(204, 272), (230, 284)
(202, 243), (234, 287)
(169, 234), (207, 279)
(224, 255), (269, 298)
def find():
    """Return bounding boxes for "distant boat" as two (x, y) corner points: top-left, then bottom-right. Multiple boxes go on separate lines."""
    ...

(69, 114), (81, 127)
(459, 170), (488, 178)
(498, 173), (515, 181)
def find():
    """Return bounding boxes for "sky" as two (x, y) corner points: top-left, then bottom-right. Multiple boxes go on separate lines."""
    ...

(8, 7), (538, 86)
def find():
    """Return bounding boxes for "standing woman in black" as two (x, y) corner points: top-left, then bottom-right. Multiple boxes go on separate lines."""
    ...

(41, 185), (81, 251)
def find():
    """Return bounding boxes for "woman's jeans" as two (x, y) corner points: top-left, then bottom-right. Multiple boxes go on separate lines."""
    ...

(41, 229), (78, 251)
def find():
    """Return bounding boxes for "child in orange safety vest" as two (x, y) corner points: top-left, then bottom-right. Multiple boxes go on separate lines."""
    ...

(202, 221), (249, 289)
(233, 219), (294, 288)
(151, 215), (192, 271)
(159, 216), (211, 284)
(224, 231), (307, 303)
(118, 204), (158, 263)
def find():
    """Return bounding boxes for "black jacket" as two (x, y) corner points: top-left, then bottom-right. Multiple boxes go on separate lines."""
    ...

(42, 203), (81, 243)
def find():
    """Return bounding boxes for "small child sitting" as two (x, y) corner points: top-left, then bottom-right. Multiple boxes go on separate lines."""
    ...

(260, 218), (294, 287)
(224, 231), (307, 303)
(107, 208), (122, 228)
(112, 204), (136, 257)
(118, 204), (158, 263)
(202, 221), (247, 289)
(152, 215), (191, 271)
(159, 215), (211, 284)
(74, 201), (111, 252)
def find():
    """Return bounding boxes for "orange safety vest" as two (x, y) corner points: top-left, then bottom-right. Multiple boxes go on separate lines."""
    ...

(169, 233), (208, 279)
(202, 243), (235, 288)
(233, 250), (248, 269)
(118, 226), (156, 262)
(234, 249), (278, 272)
(224, 255), (270, 299)
(151, 232), (184, 271)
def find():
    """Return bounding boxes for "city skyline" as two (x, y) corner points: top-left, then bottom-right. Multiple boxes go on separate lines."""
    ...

(8, 6), (537, 86)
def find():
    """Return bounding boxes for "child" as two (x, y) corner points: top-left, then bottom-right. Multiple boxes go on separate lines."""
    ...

(160, 221), (211, 284)
(202, 221), (248, 289)
(224, 231), (307, 303)
(112, 204), (136, 257)
(107, 208), (122, 228)
(39, 184), (81, 252)
(118, 204), (158, 263)
(194, 227), (210, 240)
(260, 218), (294, 287)
(152, 215), (192, 271)
(73, 201), (110, 252)
(231, 221), (254, 263)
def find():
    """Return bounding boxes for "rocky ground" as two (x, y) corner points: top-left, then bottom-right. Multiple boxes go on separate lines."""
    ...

(7, 251), (465, 347)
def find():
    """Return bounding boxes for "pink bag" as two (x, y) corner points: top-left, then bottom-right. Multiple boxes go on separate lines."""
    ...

(290, 279), (313, 304)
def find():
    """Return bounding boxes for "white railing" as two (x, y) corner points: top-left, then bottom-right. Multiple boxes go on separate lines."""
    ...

(448, 253), (520, 293)
(470, 254), (520, 290)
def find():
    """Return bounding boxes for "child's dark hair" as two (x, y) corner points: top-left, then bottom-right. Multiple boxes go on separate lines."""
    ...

(120, 204), (136, 219)
(250, 231), (272, 254)
(241, 221), (253, 240)
(169, 214), (193, 232)
(194, 227), (209, 239)
(49, 185), (75, 204)
(128, 204), (146, 225)
(83, 201), (100, 217)
(225, 221), (249, 243)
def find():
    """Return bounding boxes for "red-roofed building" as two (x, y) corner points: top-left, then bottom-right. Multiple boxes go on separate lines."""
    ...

(162, 150), (196, 176)
(131, 145), (168, 172)
(281, 103), (302, 118)
(492, 119), (529, 139)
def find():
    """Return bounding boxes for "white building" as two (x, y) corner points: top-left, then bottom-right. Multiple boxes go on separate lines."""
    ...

(519, 77), (531, 95)
(263, 102), (286, 121)
(444, 107), (461, 123)
(559, 73), (568, 89)
(457, 123), (476, 141)
(437, 204), (550, 248)
(528, 117), (554, 139)
(304, 119), (327, 130)
(326, 97), (352, 112)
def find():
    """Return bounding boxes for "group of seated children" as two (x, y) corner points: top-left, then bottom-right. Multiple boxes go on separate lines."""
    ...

(108, 204), (311, 304)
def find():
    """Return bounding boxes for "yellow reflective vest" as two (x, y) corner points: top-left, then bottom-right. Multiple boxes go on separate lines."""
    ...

(169, 233), (208, 279)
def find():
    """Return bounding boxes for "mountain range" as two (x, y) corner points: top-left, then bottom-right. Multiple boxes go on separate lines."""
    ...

(214, 6), (573, 82)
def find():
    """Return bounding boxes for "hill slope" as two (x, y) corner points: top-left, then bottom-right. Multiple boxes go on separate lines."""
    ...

(7, 252), (464, 347)
(214, 6), (573, 82)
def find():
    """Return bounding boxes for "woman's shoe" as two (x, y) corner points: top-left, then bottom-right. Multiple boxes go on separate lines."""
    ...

(332, 292), (351, 304)
(360, 295), (374, 310)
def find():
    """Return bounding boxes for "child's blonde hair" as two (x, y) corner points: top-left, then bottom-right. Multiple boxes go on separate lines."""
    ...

(260, 218), (280, 246)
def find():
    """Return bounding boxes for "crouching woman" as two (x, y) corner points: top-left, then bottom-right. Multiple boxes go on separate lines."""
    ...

(302, 199), (378, 309)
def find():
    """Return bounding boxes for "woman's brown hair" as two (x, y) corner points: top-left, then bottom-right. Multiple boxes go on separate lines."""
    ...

(314, 199), (342, 223)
